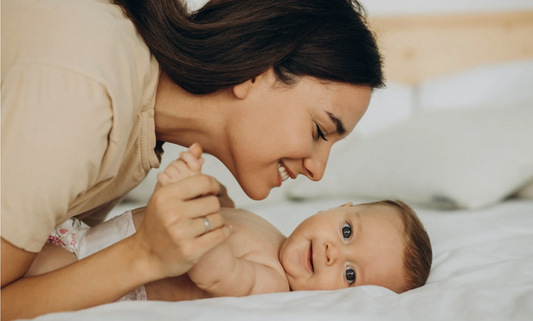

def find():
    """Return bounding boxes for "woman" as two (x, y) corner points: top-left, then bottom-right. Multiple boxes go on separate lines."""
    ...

(1, 0), (383, 319)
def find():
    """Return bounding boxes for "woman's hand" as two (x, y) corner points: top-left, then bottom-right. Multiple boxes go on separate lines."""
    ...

(134, 173), (232, 279)
(216, 183), (235, 208)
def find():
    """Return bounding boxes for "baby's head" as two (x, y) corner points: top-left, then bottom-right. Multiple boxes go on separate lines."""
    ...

(279, 200), (432, 293)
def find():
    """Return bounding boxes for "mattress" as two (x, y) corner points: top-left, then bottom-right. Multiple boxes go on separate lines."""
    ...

(27, 197), (533, 321)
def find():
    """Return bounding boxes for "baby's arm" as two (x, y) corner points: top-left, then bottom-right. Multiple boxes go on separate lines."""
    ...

(188, 240), (288, 297)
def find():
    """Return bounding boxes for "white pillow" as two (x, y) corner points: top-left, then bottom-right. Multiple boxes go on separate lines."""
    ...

(515, 179), (533, 199)
(285, 106), (533, 209)
(417, 59), (533, 112)
(416, 59), (533, 199)
(354, 82), (414, 137)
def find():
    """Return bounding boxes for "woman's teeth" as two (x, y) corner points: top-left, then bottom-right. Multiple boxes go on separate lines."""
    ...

(278, 162), (289, 182)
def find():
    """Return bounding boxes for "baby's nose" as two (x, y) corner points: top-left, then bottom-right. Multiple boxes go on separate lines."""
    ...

(324, 242), (338, 266)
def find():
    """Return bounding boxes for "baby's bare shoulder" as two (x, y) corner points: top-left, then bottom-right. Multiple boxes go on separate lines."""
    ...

(220, 208), (284, 238)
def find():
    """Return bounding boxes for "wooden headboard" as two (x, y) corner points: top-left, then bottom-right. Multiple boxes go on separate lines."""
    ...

(368, 11), (533, 84)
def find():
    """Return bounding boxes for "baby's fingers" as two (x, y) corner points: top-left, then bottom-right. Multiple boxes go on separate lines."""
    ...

(167, 159), (191, 176)
(187, 143), (203, 159)
(179, 151), (203, 173)
(156, 159), (188, 185)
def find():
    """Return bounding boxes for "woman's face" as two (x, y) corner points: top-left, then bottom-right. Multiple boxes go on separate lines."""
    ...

(223, 70), (371, 200)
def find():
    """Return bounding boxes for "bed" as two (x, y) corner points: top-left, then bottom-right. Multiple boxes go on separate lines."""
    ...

(29, 198), (533, 321)
(24, 9), (533, 321)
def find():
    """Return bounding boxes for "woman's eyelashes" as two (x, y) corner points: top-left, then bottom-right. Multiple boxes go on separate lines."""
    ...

(315, 123), (328, 141)
(342, 222), (352, 241)
(345, 266), (356, 285)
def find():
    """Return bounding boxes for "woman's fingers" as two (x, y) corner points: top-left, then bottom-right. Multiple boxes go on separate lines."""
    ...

(155, 174), (220, 203)
(162, 197), (221, 237)
(216, 183), (235, 208)
(137, 170), (232, 278)
(171, 223), (232, 268)
(182, 195), (220, 219)
(194, 224), (232, 254)
(196, 213), (225, 236)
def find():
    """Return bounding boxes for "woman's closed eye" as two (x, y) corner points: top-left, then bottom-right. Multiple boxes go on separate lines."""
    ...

(315, 124), (328, 141)
(345, 266), (356, 285)
(342, 222), (352, 240)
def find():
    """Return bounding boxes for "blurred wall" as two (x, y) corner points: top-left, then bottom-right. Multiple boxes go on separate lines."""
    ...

(187, 0), (533, 16)
(364, 0), (533, 16)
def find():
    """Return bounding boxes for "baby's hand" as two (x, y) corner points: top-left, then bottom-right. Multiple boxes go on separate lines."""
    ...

(155, 144), (205, 191)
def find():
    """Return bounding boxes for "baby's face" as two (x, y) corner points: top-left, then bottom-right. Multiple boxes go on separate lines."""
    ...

(279, 203), (406, 293)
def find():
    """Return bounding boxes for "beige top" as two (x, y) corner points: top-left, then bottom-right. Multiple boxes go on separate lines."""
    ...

(1, 0), (162, 252)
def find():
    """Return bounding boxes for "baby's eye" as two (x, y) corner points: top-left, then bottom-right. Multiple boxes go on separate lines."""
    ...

(342, 222), (352, 240)
(345, 266), (356, 285)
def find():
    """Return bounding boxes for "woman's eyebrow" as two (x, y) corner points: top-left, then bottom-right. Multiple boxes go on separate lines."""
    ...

(326, 111), (346, 135)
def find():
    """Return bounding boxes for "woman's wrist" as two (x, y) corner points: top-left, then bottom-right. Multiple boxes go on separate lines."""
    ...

(123, 231), (168, 283)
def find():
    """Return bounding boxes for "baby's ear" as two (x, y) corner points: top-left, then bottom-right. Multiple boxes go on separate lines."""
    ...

(339, 202), (353, 208)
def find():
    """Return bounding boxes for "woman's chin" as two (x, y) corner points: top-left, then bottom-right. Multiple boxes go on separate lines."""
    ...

(241, 184), (271, 201)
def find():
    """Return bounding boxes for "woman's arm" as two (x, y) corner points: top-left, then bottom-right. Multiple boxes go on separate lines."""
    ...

(1, 174), (231, 321)
(1, 233), (155, 320)
(1, 240), (38, 287)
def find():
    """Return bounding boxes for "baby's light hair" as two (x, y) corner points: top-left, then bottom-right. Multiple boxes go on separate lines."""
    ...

(361, 200), (432, 292)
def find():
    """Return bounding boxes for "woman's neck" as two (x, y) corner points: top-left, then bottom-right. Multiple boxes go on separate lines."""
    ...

(153, 72), (230, 155)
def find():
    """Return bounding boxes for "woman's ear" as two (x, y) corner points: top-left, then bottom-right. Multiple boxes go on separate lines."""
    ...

(232, 78), (254, 100)
(232, 69), (269, 100)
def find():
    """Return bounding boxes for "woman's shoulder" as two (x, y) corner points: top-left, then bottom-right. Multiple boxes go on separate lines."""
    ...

(4, 0), (160, 139)
(3, 0), (159, 111)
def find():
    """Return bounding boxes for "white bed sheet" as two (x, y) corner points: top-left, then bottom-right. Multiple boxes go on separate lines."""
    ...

(27, 197), (533, 321)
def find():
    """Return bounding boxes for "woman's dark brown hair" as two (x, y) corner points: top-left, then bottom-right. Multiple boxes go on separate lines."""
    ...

(114, 0), (384, 94)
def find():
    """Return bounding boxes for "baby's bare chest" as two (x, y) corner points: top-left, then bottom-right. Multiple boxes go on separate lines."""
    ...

(222, 209), (287, 274)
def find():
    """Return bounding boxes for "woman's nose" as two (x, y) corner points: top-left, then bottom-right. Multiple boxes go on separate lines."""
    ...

(302, 144), (332, 181)
(324, 242), (338, 266)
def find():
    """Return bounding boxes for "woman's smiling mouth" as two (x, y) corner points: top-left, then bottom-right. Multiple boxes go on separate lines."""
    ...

(278, 161), (290, 182)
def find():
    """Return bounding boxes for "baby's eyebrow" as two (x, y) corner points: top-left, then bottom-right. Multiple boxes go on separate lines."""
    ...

(327, 111), (346, 135)
(352, 211), (362, 240)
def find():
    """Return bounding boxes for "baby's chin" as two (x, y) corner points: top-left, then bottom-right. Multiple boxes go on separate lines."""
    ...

(284, 275), (311, 292)
(286, 279), (299, 291)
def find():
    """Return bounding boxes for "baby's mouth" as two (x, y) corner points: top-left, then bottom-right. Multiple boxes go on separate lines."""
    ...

(308, 241), (314, 273)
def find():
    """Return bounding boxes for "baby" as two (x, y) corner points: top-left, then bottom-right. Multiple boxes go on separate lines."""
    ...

(26, 147), (432, 301)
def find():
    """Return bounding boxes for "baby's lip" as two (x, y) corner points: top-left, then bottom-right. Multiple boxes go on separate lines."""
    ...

(307, 241), (314, 273)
